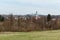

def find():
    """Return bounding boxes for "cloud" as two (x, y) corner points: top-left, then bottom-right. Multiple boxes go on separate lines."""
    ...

(16, 0), (60, 4)
(0, 0), (60, 15)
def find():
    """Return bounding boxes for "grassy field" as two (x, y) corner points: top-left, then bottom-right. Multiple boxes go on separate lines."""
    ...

(0, 30), (60, 40)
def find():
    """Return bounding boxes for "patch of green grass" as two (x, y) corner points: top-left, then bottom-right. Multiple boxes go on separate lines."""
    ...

(0, 30), (60, 40)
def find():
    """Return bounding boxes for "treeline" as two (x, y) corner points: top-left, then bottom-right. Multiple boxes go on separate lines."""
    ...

(0, 14), (59, 32)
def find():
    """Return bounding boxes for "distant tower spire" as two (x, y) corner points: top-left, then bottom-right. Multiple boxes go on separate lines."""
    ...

(35, 11), (38, 20)
(35, 11), (38, 16)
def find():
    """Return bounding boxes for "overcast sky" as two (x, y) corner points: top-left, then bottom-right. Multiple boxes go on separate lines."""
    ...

(0, 0), (60, 15)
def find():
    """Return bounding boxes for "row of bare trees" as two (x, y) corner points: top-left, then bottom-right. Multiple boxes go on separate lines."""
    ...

(0, 14), (59, 32)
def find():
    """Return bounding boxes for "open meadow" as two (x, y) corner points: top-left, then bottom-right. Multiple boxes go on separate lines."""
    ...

(0, 30), (60, 40)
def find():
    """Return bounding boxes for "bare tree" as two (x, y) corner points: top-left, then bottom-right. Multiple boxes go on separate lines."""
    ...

(17, 16), (20, 27)
(9, 14), (14, 31)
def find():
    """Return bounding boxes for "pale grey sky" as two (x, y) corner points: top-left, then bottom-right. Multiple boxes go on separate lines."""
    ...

(0, 0), (60, 15)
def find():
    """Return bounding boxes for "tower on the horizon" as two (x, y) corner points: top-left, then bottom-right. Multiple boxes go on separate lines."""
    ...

(35, 11), (38, 20)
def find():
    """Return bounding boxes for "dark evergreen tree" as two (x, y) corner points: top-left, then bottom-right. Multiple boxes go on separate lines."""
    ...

(0, 15), (4, 22)
(47, 14), (51, 22)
